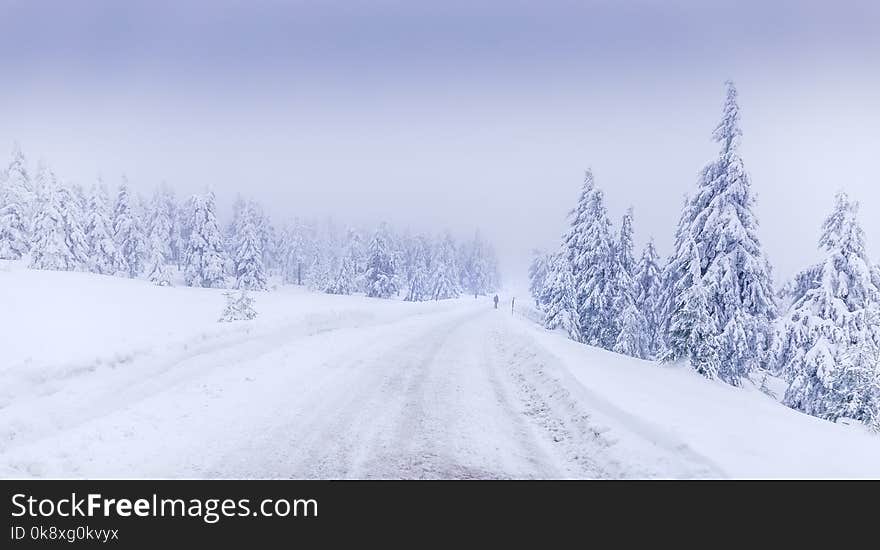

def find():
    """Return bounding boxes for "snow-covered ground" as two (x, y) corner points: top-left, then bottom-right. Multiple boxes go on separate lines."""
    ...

(2, 261), (879, 478)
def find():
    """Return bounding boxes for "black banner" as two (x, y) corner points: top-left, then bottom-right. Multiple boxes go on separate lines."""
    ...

(1, 480), (875, 547)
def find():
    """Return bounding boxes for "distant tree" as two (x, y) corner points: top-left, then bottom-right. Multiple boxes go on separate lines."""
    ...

(29, 171), (89, 271)
(146, 187), (175, 286)
(326, 228), (362, 295)
(528, 249), (551, 308)
(364, 224), (398, 298)
(183, 191), (227, 288)
(84, 181), (122, 275)
(113, 179), (147, 278)
(231, 200), (267, 290)
(0, 144), (33, 259)
(432, 232), (461, 300)
(280, 219), (308, 285)
(404, 235), (432, 302)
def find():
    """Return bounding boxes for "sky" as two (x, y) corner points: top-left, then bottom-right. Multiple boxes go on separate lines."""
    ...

(0, 0), (878, 284)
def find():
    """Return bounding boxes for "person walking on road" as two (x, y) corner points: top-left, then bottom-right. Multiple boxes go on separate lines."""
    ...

(493, 294), (499, 309)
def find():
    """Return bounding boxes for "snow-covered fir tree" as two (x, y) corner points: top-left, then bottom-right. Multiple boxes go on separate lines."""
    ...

(610, 207), (647, 358)
(280, 219), (308, 285)
(0, 145), (33, 259)
(461, 231), (494, 297)
(777, 192), (880, 425)
(542, 251), (582, 342)
(528, 249), (551, 308)
(0, 157), (32, 260)
(29, 171), (89, 271)
(575, 177), (617, 348)
(219, 289), (258, 322)
(113, 180), (147, 278)
(663, 82), (776, 384)
(325, 228), (362, 295)
(432, 232), (461, 300)
(666, 237), (721, 378)
(633, 239), (663, 358)
(84, 181), (121, 275)
(230, 200), (267, 290)
(183, 191), (227, 288)
(364, 224), (398, 298)
(145, 187), (175, 286)
(403, 235), (432, 302)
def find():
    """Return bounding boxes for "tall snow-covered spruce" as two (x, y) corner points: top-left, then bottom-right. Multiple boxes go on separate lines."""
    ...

(663, 81), (776, 385)
(183, 191), (227, 288)
(528, 249), (551, 308)
(231, 200), (267, 290)
(634, 239), (663, 358)
(146, 187), (175, 286)
(364, 224), (397, 298)
(776, 192), (879, 427)
(325, 228), (361, 295)
(432, 232), (461, 300)
(542, 251), (582, 342)
(0, 145), (33, 259)
(84, 182), (121, 275)
(611, 207), (648, 358)
(113, 180), (147, 278)
(29, 170), (89, 271)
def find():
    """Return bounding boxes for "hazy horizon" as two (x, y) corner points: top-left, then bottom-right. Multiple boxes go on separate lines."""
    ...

(1, 0), (878, 285)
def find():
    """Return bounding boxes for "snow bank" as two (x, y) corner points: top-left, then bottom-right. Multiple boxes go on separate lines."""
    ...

(510, 314), (880, 478)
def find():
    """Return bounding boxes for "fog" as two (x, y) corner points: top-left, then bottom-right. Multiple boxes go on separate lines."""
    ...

(1, 0), (878, 284)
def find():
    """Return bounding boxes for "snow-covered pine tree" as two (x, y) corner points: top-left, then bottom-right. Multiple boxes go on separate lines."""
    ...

(230, 200), (267, 290)
(113, 180), (147, 278)
(364, 224), (398, 298)
(0, 145), (32, 259)
(29, 171), (89, 271)
(183, 191), (227, 288)
(84, 181), (121, 275)
(307, 239), (333, 292)
(326, 228), (362, 295)
(777, 192), (880, 425)
(577, 182), (617, 348)
(146, 188), (175, 286)
(634, 239), (663, 359)
(404, 235), (432, 302)
(173, 194), (188, 268)
(461, 230), (490, 297)
(663, 82), (776, 384)
(528, 249), (551, 308)
(219, 289), (258, 322)
(432, 232), (461, 300)
(666, 237), (721, 378)
(542, 251), (582, 342)
(255, 207), (277, 275)
(610, 207), (647, 358)
(279, 219), (308, 285)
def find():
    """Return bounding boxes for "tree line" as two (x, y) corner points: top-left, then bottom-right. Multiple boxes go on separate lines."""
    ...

(0, 152), (501, 301)
(529, 81), (880, 430)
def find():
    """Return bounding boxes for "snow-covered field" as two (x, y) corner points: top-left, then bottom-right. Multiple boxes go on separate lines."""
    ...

(2, 261), (879, 478)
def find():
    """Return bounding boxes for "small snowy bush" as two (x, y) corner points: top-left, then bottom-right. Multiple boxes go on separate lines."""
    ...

(219, 289), (257, 322)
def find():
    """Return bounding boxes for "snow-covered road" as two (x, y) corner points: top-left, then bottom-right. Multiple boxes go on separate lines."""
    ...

(0, 295), (619, 478)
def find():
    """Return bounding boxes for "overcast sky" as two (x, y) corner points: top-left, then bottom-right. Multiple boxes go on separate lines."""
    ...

(1, 0), (878, 284)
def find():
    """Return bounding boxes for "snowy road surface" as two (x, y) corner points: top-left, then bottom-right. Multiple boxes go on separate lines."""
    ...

(0, 286), (713, 479)
(3, 269), (880, 478)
